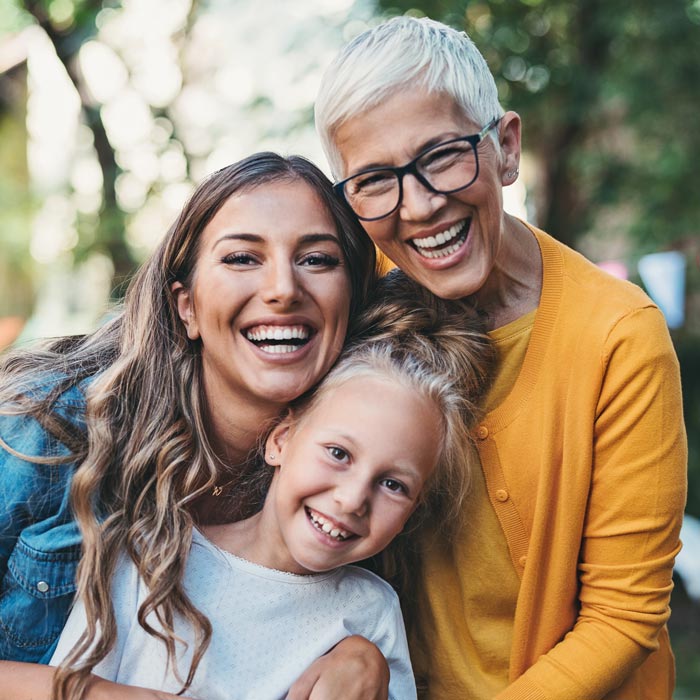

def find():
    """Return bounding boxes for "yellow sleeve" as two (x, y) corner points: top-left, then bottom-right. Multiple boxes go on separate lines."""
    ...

(497, 306), (687, 700)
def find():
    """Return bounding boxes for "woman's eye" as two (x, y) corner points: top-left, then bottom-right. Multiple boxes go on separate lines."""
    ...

(380, 478), (407, 495)
(327, 446), (349, 462)
(301, 253), (341, 268)
(221, 252), (258, 265)
(421, 144), (471, 172)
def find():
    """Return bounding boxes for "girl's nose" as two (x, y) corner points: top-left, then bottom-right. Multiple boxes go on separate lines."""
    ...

(334, 480), (370, 518)
(399, 174), (447, 222)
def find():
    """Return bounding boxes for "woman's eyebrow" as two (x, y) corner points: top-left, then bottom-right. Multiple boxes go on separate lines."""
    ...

(350, 132), (465, 174)
(213, 233), (263, 247)
(298, 233), (341, 245)
(214, 232), (340, 248)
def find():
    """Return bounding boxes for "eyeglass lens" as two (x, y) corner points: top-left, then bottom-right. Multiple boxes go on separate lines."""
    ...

(343, 139), (479, 220)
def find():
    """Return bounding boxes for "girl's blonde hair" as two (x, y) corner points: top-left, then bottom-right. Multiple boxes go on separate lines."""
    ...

(291, 268), (493, 532)
(329, 269), (493, 638)
(0, 153), (376, 700)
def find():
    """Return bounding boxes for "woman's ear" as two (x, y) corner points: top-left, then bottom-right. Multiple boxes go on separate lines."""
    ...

(170, 281), (200, 340)
(497, 110), (522, 186)
(265, 420), (292, 466)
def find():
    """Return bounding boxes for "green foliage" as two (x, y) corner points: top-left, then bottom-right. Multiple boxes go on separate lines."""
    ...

(375, 0), (700, 253)
(0, 0), (33, 35)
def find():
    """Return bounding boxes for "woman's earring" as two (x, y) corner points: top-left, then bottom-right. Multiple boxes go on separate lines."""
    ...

(508, 169), (519, 180)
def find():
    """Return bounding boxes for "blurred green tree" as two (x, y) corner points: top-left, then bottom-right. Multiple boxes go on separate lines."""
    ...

(20, 0), (138, 291)
(376, 0), (700, 253)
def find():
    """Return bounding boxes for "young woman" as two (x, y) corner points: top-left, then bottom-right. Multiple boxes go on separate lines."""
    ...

(0, 152), (380, 699)
(316, 16), (687, 700)
(50, 272), (494, 700)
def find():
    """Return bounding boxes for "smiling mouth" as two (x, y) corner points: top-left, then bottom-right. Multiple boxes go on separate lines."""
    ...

(411, 218), (471, 259)
(305, 507), (355, 542)
(243, 324), (313, 355)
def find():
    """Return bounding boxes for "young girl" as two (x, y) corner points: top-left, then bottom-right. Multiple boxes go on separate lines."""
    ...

(50, 272), (493, 700)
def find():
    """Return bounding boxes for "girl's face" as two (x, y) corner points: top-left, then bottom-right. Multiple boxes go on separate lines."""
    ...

(259, 375), (443, 575)
(173, 179), (352, 415)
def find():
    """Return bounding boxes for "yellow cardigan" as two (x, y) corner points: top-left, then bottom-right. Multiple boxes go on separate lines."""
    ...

(423, 227), (687, 700)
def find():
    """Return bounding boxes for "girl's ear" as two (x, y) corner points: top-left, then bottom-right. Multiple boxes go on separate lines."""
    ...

(266, 420), (292, 465)
(170, 281), (200, 340)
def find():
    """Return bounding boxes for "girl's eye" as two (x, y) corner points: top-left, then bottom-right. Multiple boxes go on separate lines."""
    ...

(221, 252), (258, 266)
(380, 478), (407, 495)
(327, 445), (349, 462)
(301, 253), (341, 268)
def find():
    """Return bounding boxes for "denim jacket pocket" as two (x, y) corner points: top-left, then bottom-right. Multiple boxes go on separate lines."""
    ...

(0, 538), (80, 662)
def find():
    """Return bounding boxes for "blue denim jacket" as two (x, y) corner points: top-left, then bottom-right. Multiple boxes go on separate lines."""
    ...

(0, 383), (86, 663)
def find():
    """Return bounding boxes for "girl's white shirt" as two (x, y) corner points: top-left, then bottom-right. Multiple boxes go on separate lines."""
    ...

(51, 528), (416, 700)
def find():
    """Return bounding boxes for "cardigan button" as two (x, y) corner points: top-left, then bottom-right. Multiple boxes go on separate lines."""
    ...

(36, 580), (50, 593)
(495, 489), (509, 502)
(476, 425), (489, 440)
(518, 555), (528, 568)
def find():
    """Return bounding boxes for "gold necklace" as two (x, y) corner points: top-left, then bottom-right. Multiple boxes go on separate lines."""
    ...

(212, 476), (238, 497)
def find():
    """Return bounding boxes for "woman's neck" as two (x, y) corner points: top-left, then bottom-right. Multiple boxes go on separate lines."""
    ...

(472, 215), (542, 331)
(201, 378), (284, 465)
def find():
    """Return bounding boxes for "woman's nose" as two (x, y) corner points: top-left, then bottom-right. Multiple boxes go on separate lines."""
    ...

(261, 261), (303, 307)
(399, 174), (446, 222)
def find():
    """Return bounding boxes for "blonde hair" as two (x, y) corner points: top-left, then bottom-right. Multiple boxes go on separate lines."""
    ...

(0, 153), (377, 699)
(276, 270), (493, 624)
(315, 15), (504, 177)
(333, 269), (492, 529)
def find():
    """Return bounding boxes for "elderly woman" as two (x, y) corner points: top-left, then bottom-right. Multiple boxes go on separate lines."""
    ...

(315, 16), (687, 700)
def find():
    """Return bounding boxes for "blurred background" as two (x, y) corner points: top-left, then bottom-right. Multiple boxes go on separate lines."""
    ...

(0, 0), (698, 694)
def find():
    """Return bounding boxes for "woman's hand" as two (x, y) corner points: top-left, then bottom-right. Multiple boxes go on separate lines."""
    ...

(286, 635), (389, 700)
(0, 662), (194, 700)
(87, 676), (194, 700)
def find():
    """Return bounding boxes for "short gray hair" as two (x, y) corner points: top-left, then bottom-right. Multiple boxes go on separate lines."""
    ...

(315, 16), (505, 178)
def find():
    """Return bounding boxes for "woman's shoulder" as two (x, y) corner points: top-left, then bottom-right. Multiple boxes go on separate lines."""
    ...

(533, 228), (662, 328)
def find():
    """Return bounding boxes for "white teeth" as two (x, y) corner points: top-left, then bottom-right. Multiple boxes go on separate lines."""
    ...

(245, 325), (310, 342)
(412, 220), (467, 252)
(418, 239), (465, 259)
(257, 344), (298, 354)
(306, 508), (351, 541)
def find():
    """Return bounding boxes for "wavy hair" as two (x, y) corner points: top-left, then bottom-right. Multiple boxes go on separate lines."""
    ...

(0, 152), (376, 700)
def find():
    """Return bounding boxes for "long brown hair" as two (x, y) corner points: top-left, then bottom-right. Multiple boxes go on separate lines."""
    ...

(0, 153), (376, 699)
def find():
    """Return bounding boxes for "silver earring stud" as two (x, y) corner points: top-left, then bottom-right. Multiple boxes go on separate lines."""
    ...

(508, 169), (520, 179)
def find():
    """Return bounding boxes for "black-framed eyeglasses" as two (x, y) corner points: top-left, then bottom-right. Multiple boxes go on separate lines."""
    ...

(334, 117), (501, 221)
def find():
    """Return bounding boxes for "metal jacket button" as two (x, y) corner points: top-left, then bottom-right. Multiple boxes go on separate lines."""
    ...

(36, 581), (50, 593)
